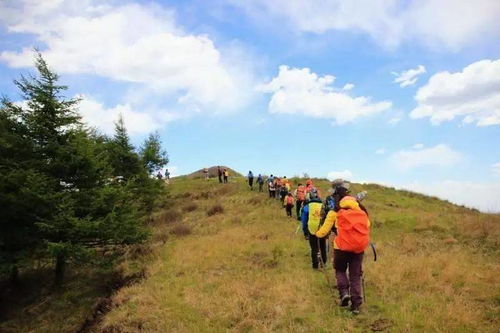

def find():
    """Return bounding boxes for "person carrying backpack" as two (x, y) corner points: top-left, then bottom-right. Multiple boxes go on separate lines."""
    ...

(217, 166), (223, 183)
(248, 171), (254, 190)
(257, 174), (264, 192)
(316, 183), (370, 315)
(294, 183), (306, 221)
(268, 179), (276, 198)
(283, 192), (294, 217)
(301, 188), (327, 269)
(165, 169), (170, 184)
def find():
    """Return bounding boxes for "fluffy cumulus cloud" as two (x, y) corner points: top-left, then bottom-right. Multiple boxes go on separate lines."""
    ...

(327, 170), (353, 181)
(399, 181), (500, 213)
(77, 95), (178, 135)
(390, 144), (462, 171)
(410, 59), (500, 126)
(257, 65), (392, 124)
(232, 0), (500, 49)
(492, 162), (500, 176)
(392, 65), (426, 87)
(0, 0), (251, 113)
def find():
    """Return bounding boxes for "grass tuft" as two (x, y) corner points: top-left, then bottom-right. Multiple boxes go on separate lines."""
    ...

(207, 203), (224, 216)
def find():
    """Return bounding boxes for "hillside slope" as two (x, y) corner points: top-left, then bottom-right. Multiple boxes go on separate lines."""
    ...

(186, 166), (242, 179)
(96, 178), (499, 332)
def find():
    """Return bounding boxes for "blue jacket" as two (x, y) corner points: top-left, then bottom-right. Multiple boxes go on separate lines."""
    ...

(301, 198), (322, 236)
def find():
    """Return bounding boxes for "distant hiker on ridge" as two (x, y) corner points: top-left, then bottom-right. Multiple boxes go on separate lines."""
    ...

(257, 174), (264, 192)
(315, 181), (371, 315)
(165, 169), (170, 184)
(203, 167), (209, 181)
(217, 166), (223, 183)
(223, 169), (229, 183)
(156, 171), (162, 180)
(268, 177), (276, 198)
(248, 170), (254, 190)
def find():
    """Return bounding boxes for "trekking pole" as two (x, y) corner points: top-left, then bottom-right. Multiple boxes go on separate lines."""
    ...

(317, 237), (336, 300)
(362, 242), (377, 304)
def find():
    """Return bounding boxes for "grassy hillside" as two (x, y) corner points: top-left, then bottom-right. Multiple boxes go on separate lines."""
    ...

(186, 166), (243, 179)
(90, 177), (499, 332)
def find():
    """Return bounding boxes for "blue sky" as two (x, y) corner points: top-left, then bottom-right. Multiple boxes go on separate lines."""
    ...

(1, 0), (499, 211)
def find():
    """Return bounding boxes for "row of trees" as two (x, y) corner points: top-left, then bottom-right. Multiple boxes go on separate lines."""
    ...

(0, 53), (168, 285)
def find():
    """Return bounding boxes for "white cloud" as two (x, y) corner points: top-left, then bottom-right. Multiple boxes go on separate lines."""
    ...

(257, 65), (392, 124)
(0, 0), (252, 112)
(412, 143), (424, 149)
(342, 83), (354, 91)
(375, 148), (386, 155)
(390, 144), (462, 171)
(492, 162), (500, 176)
(392, 65), (426, 87)
(327, 170), (353, 181)
(232, 0), (500, 49)
(388, 116), (401, 125)
(398, 181), (500, 213)
(78, 96), (177, 135)
(410, 59), (500, 126)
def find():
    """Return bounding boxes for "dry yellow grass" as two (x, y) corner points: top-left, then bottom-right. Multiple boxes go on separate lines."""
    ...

(95, 177), (499, 332)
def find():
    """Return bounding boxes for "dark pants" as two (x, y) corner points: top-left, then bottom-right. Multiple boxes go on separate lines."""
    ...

(285, 204), (293, 217)
(296, 200), (303, 220)
(334, 249), (364, 308)
(223, 176), (228, 183)
(218, 174), (222, 183)
(308, 235), (327, 269)
(248, 178), (254, 189)
(269, 190), (276, 198)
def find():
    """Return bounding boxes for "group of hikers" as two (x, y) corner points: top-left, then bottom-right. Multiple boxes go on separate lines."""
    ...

(156, 169), (171, 184)
(245, 172), (371, 315)
(203, 167), (230, 183)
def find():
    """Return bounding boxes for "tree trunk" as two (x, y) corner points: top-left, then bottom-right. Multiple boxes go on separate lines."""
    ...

(10, 264), (19, 286)
(54, 254), (65, 286)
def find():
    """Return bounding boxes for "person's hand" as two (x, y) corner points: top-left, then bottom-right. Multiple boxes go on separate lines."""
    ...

(304, 235), (309, 241)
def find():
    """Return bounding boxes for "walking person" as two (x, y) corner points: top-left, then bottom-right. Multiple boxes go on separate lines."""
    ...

(156, 171), (163, 180)
(268, 179), (276, 198)
(165, 169), (170, 184)
(247, 171), (254, 190)
(203, 167), (209, 181)
(294, 183), (306, 221)
(223, 169), (229, 183)
(301, 188), (327, 269)
(315, 182), (370, 315)
(257, 174), (264, 192)
(283, 192), (295, 218)
(217, 166), (223, 183)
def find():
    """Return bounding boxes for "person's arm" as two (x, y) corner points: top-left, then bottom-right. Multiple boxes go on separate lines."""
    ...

(301, 205), (309, 236)
(316, 210), (336, 238)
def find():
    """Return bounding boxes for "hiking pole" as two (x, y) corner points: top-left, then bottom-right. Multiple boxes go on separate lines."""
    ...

(317, 237), (336, 300)
(362, 243), (377, 304)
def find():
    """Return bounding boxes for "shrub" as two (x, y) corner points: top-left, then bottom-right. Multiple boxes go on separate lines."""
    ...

(170, 224), (192, 236)
(207, 204), (224, 216)
(182, 203), (198, 212)
(157, 209), (181, 224)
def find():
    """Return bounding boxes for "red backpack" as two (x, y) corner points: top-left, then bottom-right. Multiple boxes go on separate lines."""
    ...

(336, 209), (370, 253)
(286, 196), (294, 205)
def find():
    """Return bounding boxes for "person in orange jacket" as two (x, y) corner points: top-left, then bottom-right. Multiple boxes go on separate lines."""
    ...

(315, 182), (370, 315)
(294, 183), (306, 221)
(283, 192), (295, 218)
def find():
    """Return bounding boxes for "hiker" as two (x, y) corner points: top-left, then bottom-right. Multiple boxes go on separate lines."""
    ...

(294, 183), (306, 220)
(217, 166), (223, 183)
(268, 179), (276, 198)
(248, 171), (254, 190)
(203, 167), (209, 181)
(257, 174), (264, 192)
(315, 182), (371, 315)
(280, 176), (289, 201)
(283, 192), (294, 217)
(301, 188), (327, 269)
(165, 169), (170, 184)
(223, 169), (229, 183)
(305, 179), (321, 202)
(156, 171), (162, 180)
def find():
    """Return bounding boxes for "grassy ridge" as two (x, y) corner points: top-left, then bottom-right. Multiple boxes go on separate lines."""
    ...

(96, 177), (499, 332)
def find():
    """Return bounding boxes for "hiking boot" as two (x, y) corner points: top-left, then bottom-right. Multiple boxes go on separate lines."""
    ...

(340, 294), (350, 307)
(350, 306), (360, 315)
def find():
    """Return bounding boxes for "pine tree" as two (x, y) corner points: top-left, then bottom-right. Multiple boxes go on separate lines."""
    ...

(140, 131), (169, 174)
